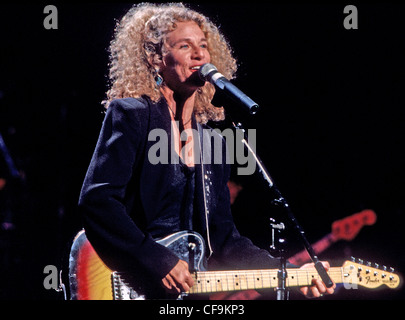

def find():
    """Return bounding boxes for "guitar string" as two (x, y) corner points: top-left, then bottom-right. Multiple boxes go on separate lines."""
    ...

(190, 267), (400, 292)
(190, 268), (348, 292)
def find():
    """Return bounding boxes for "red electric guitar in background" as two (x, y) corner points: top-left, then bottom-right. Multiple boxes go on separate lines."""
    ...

(211, 209), (377, 300)
(288, 209), (377, 265)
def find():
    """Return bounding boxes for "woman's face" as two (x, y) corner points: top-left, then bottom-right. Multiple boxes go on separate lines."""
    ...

(160, 21), (211, 95)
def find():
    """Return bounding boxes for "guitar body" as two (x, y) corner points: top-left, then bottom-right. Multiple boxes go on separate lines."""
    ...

(68, 230), (206, 300)
(68, 230), (113, 300)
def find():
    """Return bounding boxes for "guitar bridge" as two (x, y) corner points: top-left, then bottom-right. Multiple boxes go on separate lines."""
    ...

(111, 272), (145, 300)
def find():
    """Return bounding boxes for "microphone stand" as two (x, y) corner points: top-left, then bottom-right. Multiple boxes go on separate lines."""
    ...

(231, 121), (334, 299)
(269, 218), (289, 300)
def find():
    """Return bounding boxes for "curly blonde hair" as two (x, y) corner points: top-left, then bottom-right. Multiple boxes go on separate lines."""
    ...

(104, 2), (237, 124)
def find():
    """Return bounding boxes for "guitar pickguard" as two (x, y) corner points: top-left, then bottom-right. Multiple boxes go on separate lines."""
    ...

(157, 231), (207, 273)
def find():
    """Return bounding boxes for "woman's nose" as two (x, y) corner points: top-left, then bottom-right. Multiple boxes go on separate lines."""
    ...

(192, 46), (205, 60)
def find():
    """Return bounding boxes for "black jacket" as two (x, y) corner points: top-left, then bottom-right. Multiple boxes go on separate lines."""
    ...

(78, 96), (281, 288)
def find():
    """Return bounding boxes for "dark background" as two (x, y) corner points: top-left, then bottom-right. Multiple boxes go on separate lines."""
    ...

(0, 2), (404, 300)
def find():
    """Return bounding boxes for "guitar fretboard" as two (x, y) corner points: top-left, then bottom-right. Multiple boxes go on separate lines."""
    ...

(189, 267), (344, 294)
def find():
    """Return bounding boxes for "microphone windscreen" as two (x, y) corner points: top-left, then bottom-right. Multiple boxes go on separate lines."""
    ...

(198, 63), (217, 81)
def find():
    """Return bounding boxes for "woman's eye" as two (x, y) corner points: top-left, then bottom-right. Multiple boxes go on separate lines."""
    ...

(179, 44), (189, 49)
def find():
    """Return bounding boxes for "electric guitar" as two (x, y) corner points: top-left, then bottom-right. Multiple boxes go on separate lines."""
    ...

(68, 229), (400, 300)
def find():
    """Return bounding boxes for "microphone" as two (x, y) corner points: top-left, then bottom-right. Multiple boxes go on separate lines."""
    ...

(198, 63), (259, 115)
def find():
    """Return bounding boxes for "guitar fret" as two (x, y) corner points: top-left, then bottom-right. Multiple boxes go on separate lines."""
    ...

(260, 271), (264, 289)
(223, 272), (231, 292)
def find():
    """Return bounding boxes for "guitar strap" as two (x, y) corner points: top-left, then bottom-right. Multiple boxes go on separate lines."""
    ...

(196, 122), (214, 258)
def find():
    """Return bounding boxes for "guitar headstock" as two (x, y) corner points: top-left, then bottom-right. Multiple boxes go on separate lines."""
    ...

(341, 258), (401, 289)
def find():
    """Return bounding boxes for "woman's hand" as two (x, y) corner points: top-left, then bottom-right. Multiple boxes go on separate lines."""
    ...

(299, 261), (336, 298)
(162, 260), (194, 294)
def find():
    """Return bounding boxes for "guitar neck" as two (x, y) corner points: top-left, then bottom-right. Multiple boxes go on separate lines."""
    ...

(189, 267), (344, 294)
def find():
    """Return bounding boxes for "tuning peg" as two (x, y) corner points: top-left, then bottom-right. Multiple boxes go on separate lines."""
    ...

(351, 256), (356, 262)
(390, 267), (395, 273)
(358, 258), (364, 265)
(383, 266), (387, 271)
(366, 261), (371, 267)
(374, 263), (379, 269)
